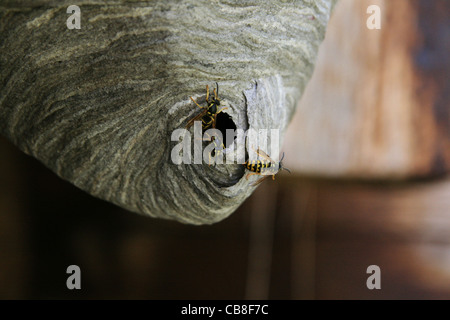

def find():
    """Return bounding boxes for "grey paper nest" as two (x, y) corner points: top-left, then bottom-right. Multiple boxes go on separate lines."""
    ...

(0, 0), (335, 224)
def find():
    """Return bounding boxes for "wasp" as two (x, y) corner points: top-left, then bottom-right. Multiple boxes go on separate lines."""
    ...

(244, 148), (291, 186)
(186, 83), (228, 131)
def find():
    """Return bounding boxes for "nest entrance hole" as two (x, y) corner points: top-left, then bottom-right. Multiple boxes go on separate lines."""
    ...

(215, 112), (236, 148)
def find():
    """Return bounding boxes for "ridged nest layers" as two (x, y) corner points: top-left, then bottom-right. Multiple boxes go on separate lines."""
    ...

(0, 0), (335, 224)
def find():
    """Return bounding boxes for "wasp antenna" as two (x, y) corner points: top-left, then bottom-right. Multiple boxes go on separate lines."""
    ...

(284, 167), (291, 174)
(280, 152), (285, 162)
(215, 82), (219, 99)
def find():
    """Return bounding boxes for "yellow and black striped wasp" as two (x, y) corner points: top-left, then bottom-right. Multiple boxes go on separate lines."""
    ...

(186, 83), (228, 131)
(244, 148), (291, 186)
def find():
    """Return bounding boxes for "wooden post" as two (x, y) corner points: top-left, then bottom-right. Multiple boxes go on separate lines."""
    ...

(283, 0), (450, 179)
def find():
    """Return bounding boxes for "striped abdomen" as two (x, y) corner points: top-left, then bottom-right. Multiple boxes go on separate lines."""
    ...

(201, 111), (214, 129)
(244, 160), (272, 173)
(201, 102), (219, 130)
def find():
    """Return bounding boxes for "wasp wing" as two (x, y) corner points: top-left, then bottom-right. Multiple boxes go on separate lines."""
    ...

(250, 174), (271, 187)
(186, 109), (208, 129)
(255, 148), (275, 163)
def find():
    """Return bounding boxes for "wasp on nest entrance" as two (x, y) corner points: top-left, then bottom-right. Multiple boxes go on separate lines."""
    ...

(186, 83), (237, 164)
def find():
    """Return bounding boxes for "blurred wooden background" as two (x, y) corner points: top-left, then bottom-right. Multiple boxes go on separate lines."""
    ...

(0, 0), (449, 299)
(1, 135), (450, 299)
(283, 0), (449, 179)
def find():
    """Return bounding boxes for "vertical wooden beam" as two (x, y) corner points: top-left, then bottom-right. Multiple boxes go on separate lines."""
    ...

(0, 138), (29, 298)
(283, 0), (449, 179)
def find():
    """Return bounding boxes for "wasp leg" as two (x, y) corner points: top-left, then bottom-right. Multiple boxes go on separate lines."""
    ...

(211, 107), (229, 128)
(190, 96), (205, 109)
(205, 84), (210, 104)
(245, 172), (261, 180)
(203, 116), (214, 131)
(216, 107), (228, 114)
(213, 147), (224, 166)
(208, 152), (212, 166)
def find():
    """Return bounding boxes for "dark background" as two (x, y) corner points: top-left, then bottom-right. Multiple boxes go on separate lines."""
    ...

(1, 135), (450, 299)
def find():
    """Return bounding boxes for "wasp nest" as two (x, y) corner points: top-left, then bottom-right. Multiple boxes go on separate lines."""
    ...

(0, 0), (336, 224)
